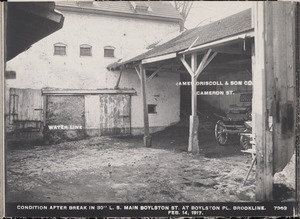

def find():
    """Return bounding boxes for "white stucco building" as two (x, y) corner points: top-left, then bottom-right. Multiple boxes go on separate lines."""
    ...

(5, 1), (182, 141)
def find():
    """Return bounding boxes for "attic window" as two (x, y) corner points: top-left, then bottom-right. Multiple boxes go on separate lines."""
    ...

(80, 44), (92, 56)
(104, 46), (115, 58)
(54, 43), (67, 56)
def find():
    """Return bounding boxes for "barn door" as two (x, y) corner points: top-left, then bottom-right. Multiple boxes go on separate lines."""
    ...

(99, 94), (131, 136)
(9, 88), (43, 131)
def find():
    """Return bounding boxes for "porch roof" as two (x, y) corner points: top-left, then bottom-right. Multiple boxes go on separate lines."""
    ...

(108, 8), (253, 70)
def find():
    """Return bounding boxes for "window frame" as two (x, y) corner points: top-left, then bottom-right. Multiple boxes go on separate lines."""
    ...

(80, 44), (92, 57)
(54, 43), (67, 56)
(104, 46), (115, 58)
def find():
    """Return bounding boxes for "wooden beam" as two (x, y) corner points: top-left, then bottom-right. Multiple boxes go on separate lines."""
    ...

(180, 56), (194, 76)
(195, 49), (211, 78)
(146, 66), (162, 83)
(212, 46), (251, 55)
(141, 53), (176, 64)
(139, 64), (151, 147)
(253, 1), (273, 201)
(188, 36), (199, 50)
(201, 51), (218, 73)
(0, 3), (5, 217)
(134, 66), (141, 80)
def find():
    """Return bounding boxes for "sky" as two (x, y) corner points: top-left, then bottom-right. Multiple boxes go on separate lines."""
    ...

(183, 1), (253, 29)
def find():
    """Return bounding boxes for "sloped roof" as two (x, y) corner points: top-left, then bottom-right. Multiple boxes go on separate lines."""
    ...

(56, 1), (182, 21)
(108, 8), (253, 70)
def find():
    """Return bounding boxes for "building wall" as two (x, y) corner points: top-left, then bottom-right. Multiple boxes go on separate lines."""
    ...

(5, 8), (181, 135)
(120, 70), (180, 135)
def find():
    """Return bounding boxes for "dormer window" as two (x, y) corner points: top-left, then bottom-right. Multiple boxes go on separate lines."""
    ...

(54, 43), (67, 56)
(104, 46), (115, 58)
(130, 1), (151, 12)
(80, 44), (92, 56)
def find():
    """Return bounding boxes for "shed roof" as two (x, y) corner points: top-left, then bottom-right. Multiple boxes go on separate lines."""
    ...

(56, 1), (182, 21)
(108, 8), (253, 70)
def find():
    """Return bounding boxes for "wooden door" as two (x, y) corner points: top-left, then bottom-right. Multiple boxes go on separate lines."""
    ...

(99, 94), (131, 136)
(9, 88), (43, 131)
(85, 95), (101, 136)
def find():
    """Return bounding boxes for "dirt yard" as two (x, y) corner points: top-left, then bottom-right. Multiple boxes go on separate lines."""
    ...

(6, 125), (294, 202)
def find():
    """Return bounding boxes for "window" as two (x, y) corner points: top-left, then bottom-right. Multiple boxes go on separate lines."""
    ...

(54, 43), (67, 56)
(80, 44), (92, 56)
(148, 104), (157, 114)
(104, 46), (115, 58)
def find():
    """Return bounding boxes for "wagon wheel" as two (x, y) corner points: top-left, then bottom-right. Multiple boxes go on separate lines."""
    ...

(214, 120), (228, 145)
(240, 133), (251, 150)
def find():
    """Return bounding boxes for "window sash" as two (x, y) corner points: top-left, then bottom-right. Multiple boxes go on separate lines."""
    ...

(104, 49), (114, 57)
(80, 47), (92, 56)
(54, 46), (66, 55)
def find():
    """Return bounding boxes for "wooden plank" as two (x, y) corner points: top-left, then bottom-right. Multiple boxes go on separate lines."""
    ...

(264, 3), (274, 200)
(42, 89), (136, 95)
(195, 49), (211, 77)
(141, 52), (176, 64)
(85, 95), (101, 136)
(212, 46), (251, 55)
(98, 94), (131, 136)
(13, 88), (42, 121)
(0, 4), (5, 216)
(253, 2), (273, 201)
(272, 2), (296, 173)
(140, 64), (151, 147)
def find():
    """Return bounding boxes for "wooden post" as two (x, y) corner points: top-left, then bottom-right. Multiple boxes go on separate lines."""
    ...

(139, 64), (151, 147)
(180, 50), (217, 154)
(253, 1), (273, 201)
(253, 1), (296, 201)
(296, 1), (300, 214)
(0, 2), (5, 216)
(189, 54), (199, 153)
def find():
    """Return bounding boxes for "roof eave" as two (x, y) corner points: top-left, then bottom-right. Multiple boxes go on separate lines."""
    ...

(179, 29), (255, 55)
(56, 4), (183, 23)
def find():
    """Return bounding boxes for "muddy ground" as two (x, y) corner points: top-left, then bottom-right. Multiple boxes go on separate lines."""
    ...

(6, 124), (295, 202)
